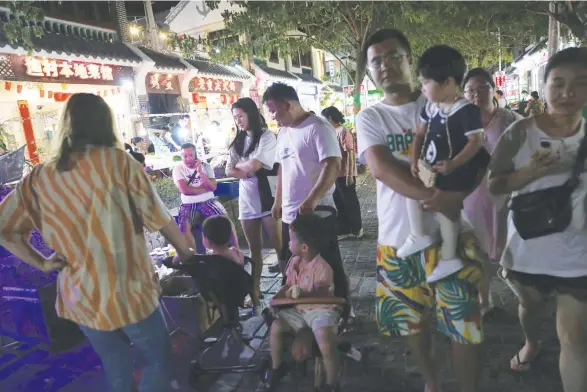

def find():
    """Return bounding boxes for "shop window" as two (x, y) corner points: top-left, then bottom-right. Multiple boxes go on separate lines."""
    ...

(301, 67), (312, 75)
(269, 49), (279, 63)
(300, 51), (312, 68)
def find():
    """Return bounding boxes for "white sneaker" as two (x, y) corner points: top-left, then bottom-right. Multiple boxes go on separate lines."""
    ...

(426, 257), (464, 283)
(396, 234), (436, 258)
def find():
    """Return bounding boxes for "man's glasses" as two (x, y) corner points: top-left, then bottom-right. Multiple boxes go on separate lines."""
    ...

(368, 53), (407, 71)
(464, 85), (492, 98)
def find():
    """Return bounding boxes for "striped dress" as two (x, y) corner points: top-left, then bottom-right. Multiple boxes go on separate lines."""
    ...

(0, 146), (172, 331)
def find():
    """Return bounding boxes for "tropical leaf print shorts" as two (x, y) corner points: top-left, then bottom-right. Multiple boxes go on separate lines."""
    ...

(376, 232), (484, 344)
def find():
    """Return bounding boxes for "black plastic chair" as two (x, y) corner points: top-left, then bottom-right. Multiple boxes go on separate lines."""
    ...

(163, 254), (260, 386)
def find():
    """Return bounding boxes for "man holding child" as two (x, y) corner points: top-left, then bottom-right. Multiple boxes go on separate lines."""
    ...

(356, 29), (486, 392)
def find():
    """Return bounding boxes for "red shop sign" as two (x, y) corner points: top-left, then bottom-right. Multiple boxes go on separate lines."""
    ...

(190, 76), (243, 94)
(9, 55), (133, 86)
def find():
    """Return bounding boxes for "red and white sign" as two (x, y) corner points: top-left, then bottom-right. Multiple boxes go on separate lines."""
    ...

(9, 55), (133, 86)
(343, 84), (365, 96)
(190, 77), (243, 94)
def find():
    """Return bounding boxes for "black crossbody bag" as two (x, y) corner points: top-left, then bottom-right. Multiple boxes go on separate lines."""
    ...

(508, 125), (587, 240)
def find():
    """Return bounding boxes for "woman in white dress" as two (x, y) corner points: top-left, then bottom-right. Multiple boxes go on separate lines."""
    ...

(489, 48), (587, 391)
(226, 98), (282, 312)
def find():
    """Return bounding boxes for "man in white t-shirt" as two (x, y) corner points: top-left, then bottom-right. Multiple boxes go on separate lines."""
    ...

(356, 29), (486, 392)
(263, 83), (342, 263)
(172, 143), (235, 251)
(262, 83), (347, 391)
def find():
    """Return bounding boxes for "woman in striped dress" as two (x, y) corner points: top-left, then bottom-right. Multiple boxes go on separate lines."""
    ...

(0, 93), (193, 392)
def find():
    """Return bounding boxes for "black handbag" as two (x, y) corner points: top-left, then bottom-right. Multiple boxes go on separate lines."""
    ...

(508, 127), (587, 240)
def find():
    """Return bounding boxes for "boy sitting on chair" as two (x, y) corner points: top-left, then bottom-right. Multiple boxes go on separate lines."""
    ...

(267, 213), (343, 392)
(202, 215), (245, 267)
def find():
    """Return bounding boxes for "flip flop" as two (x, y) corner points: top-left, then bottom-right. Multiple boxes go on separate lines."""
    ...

(510, 346), (541, 372)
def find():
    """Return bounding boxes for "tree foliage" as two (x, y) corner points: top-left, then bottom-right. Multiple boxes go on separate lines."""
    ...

(3, 1), (44, 53)
(205, 1), (546, 101)
(526, 1), (587, 45)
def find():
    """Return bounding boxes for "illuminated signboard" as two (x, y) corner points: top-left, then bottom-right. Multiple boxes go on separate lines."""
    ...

(145, 73), (180, 94)
(189, 76), (243, 94)
(9, 55), (134, 85)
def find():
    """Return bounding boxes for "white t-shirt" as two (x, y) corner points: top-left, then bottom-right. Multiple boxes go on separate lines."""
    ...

(275, 114), (341, 224)
(227, 131), (277, 220)
(489, 117), (587, 277)
(356, 94), (472, 247)
(172, 161), (215, 204)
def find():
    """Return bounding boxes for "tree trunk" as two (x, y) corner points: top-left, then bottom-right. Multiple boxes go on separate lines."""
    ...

(353, 46), (367, 115)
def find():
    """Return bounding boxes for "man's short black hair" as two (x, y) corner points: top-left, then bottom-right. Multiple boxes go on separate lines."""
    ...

(262, 82), (299, 104)
(417, 45), (466, 85)
(203, 215), (233, 247)
(495, 90), (504, 96)
(522, 90), (529, 95)
(181, 142), (196, 151)
(544, 47), (587, 82)
(363, 28), (411, 62)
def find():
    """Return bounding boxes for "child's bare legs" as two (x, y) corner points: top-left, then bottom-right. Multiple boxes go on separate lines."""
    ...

(397, 198), (436, 258)
(427, 212), (464, 283)
(270, 319), (287, 370)
(314, 325), (341, 387)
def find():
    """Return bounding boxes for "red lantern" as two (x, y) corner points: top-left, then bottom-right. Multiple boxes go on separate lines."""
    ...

(192, 93), (199, 104)
(220, 94), (227, 104)
(16, 84), (22, 93)
(39, 90), (45, 98)
(229, 94), (236, 104)
(4, 81), (11, 91)
(48, 91), (53, 98)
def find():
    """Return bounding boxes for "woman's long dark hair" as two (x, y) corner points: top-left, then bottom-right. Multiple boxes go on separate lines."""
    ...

(52, 93), (120, 171)
(463, 68), (499, 108)
(229, 97), (265, 158)
(321, 106), (345, 125)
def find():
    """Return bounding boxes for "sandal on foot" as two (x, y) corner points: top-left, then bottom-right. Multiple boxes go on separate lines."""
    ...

(510, 346), (541, 372)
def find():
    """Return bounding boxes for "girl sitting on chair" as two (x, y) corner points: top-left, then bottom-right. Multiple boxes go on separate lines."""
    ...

(267, 213), (347, 392)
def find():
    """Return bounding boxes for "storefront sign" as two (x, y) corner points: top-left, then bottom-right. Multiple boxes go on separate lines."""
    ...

(145, 73), (180, 94)
(343, 84), (365, 96)
(189, 76), (243, 94)
(9, 55), (133, 85)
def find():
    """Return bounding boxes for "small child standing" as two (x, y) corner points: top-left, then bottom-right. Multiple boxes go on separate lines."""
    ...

(267, 213), (346, 392)
(397, 45), (490, 283)
(202, 215), (245, 267)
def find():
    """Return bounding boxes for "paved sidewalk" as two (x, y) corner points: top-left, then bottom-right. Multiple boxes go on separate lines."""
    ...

(207, 173), (563, 392)
(0, 173), (563, 392)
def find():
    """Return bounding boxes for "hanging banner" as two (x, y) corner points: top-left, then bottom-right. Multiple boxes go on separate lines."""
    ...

(9, 55), (134, 85)
(189, 76), (243, 94)
(145, 73), (180, 94)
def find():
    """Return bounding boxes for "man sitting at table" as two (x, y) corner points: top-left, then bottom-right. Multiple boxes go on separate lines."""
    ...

(172, 142), (238, 251)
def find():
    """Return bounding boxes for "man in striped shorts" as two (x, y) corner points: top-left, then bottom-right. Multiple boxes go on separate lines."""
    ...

(172, 143), (236, 250)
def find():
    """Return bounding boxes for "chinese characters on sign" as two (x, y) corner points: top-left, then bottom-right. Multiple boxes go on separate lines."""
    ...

(25, 57), (114, 81)
(343, 84), (365, 96)
(145, 73), (180, 94)
(190, 77), (243, 94)
(10, 55), (132, 86)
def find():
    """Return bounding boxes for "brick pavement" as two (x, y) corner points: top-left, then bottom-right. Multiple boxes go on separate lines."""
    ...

(3, 173), (561, 392)
(206, 173), (563, 392)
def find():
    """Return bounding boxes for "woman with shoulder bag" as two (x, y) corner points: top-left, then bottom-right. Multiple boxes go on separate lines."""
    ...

(488, 48), (587, 391)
